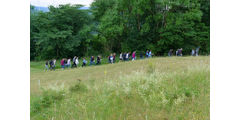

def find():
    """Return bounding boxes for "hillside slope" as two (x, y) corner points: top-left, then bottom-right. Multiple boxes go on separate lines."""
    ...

(31, 56), (210, 120)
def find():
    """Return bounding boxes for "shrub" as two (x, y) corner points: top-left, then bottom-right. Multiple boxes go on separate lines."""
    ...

(147, 61), (156, 74)
(30, 89), (65, 116)
(69, 81), (88, 93)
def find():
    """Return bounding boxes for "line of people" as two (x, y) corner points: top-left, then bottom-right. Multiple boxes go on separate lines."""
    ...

(191, 47), (200, 56)
(168, 47), (200, 57)
(168, 48), (183, 56)
(44, 50), (154, 71)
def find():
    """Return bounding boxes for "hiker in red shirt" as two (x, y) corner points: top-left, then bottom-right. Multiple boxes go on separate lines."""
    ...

(61, 59), (65, 70)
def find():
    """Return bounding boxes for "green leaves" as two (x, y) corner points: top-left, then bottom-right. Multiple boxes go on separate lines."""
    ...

(30, 0), (210, 60)
(31, 4), (94, 59)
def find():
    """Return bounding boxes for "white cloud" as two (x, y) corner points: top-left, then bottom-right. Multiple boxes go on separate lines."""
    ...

(30, 0), (94, 7)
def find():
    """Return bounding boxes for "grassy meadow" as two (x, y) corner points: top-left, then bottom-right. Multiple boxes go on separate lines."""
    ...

(30, 56), (210, 120)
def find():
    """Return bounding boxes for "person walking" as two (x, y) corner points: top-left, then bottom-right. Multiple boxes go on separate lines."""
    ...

(146, 50), (149, 58)
(123, 52), (126, 61)
(75, 57), (79, 67)
(72, 56), (76, 68)
(132, 51), (136, 61)
(168, 49), (173, 56)
(49, 59), (53, 70)
(64, 58), (67, 68)
(90, 56), (95, 66)
(52, 59), (56, 71)
(126, 52), (129, 61)
(44, 60), (49, 71)
(128, 52), (131, 60)
(82, 58), (87, 67)
(119, 52), (123, 61)
(191, 49), (195, 56)
(178, 48), (183, 56)
(67, 58), (71, 68)
(109, 54), (114, 64)
(60, 59), (65, 70)
(140, 52), (143, 59)
(113, 53), (116, 63)
(196, 47), (200, 56)
(149, 50), (152, 58)
(97, 55), (101, 65)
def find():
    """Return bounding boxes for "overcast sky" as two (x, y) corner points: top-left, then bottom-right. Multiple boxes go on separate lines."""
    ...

(30, 0), (94, 7)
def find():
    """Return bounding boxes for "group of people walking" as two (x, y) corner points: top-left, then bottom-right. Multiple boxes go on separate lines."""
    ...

(44, 50), (153, 71)
(44, 59), (56, 71)
(168, 48), (183, 56)
(44, 48), (200, 71)
(168, 47), (200, 57)
(191, 47), (200, 56)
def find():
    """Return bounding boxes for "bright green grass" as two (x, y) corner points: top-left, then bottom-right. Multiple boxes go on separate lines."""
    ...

(31, 56), (210, 120)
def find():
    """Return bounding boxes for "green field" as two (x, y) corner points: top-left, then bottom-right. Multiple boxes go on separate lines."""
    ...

(31, 56), (210, 120)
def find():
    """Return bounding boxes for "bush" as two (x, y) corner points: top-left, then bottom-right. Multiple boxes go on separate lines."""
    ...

(30, 89), (65, 116)
(69, 81), (88, 93)
(147, 61), (156, 74)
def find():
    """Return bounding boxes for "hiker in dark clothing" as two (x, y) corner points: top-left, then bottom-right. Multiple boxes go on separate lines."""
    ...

(64, 58), (67, 67)
(72, 56), (77, 68)
(168, 49), (173, 56)
(49, 60), (54, 70)
(97, 56), (101, 65)
(178, 48), (183, 56)
(113, 53), (116, 63)
(140, 52), (143, 59)
(123, 53), (126, 61)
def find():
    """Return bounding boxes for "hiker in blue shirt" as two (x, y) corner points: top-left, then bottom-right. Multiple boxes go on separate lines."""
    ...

(149, 50), (152, 58)
(146, 50), (149, 58)
(109, 54), (113, 64)
(90, 56), (95, 66)
(191, 49), (195, 56)
(82, 58), (87, 67)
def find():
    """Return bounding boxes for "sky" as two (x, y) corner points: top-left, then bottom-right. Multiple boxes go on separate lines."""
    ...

(30, 0), (94, 7)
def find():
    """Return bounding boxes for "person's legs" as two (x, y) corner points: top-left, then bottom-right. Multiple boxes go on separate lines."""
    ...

(46, 65), (49, 71)
(44, 65), (47, 71)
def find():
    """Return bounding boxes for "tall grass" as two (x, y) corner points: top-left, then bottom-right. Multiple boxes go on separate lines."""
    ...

(31, 59), (209, 120)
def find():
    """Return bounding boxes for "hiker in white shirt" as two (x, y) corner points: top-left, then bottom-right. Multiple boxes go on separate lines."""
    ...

(75, 57), (79, 67)
(119, 52), (123, 61)
(67, 58), (71, 68)
(126, 53), (129, 61)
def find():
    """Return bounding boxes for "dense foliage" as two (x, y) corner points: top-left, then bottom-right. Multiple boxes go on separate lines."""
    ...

(30, 0), (210, 60)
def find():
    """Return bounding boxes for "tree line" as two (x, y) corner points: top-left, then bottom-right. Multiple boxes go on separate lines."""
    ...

(30, 0), (210, 60)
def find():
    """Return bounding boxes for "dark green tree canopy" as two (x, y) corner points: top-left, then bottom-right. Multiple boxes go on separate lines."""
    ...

(30, 0), (209, 60)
